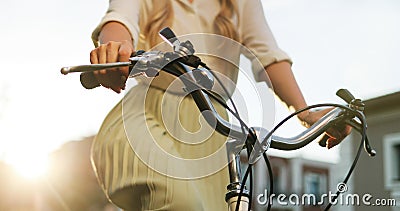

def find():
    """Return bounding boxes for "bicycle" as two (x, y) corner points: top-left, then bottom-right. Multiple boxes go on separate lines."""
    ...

(61, 27), (376, 211)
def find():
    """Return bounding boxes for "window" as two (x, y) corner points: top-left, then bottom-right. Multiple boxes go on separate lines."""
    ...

(383, 132), (400, 189)
(395, 145), (400, 180)
(303, 172), (327, 203)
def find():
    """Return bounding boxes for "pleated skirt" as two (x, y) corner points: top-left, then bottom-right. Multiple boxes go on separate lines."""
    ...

(91, 83), (231, 210)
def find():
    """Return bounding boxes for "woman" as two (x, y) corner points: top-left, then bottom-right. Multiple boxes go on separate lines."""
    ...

(89, 0), (349, 210)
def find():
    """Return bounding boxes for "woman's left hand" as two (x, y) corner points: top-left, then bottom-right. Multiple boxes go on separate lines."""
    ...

(300, 108), (352, 149)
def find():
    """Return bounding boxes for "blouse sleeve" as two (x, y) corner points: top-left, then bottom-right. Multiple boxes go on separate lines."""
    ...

(238, 0), (292, 81)
(91, 0), (141, 48)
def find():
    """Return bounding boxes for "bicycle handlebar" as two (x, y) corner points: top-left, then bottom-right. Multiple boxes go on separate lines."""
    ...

(60, 27), (376, 164)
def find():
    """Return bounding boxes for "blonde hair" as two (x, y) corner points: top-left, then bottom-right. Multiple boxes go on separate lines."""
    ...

(214, 0), (239, 41)
(141, 0), (239, 47)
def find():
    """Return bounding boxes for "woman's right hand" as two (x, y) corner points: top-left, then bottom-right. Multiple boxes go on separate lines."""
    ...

(90, 40), (134, 93)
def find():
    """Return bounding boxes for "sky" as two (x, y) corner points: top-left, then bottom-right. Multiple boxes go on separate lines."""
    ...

(0, 0), (399, 177)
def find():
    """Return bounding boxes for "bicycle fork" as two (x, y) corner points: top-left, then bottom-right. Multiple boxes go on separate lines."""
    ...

(225, 139), (250, 211)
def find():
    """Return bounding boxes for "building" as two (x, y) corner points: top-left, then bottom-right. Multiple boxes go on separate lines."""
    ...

(336, 91), (400, 211)
(241, 153), (334, 211)
(352, 91), (400, 211)
(241, 91), (400, 211)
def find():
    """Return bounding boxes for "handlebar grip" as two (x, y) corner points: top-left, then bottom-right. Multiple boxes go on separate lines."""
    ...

(80, 72), (100, 89)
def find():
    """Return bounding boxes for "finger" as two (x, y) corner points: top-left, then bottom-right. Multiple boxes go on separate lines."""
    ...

(107, 41), (131, 92)
(343, 125), (352, 136)
(89, 42), (131, 93)
(90, 49), (102, 78)
(119, 41), (134, 85)
(105, 42), (124, 92)
(97, 44), (117, 90)
(118, 41), (134, 77)
(106, 41), (121, 65)
(326, 125), (352, 149)
(94, 72), (112, 89)
(98, 44), (107, 74)
(327, 137), (342, 149)
(109, 71), (124, 93)
(324, 129), (343, 149)
(89, 45), (114, 91)
(326, 127), (342, 140)
(97, 70), (122, 93)
(91, 47), (110, 88)
(90, 49), (99, 64)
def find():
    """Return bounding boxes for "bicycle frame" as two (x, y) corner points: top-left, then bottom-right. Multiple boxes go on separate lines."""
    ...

(61, 27), (376, 211)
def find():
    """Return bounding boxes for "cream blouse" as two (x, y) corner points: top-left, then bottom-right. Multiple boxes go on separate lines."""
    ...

(91, 0), (292, 93)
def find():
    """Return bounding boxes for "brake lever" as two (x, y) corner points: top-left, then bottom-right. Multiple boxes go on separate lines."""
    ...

(346, 117), (376, 157)
(336, 89), (376, 156)
(318, 89), (375, 156)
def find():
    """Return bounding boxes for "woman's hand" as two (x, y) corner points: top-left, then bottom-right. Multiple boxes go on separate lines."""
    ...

(300, 108), (352, 149)
(90, 40), (134, 93)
